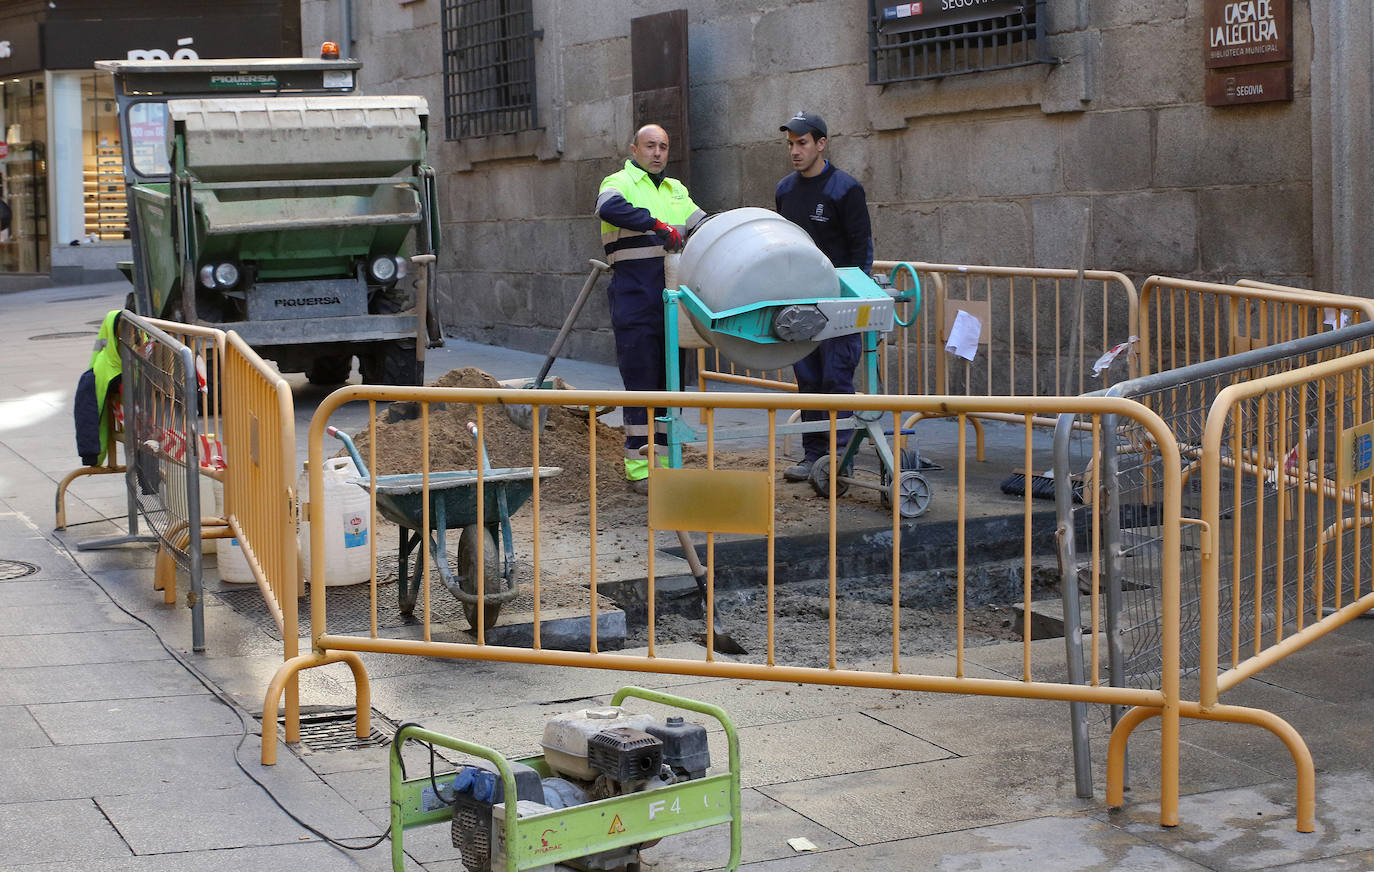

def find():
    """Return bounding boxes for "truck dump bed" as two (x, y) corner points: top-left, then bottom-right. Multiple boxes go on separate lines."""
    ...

(169, 96), (428, 181)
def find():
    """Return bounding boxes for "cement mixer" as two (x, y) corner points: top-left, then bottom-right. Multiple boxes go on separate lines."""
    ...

(661, 208), (931, 517)
(96, 56), (440, 386)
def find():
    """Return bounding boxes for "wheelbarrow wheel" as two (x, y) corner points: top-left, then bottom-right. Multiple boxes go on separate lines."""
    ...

(457, 525), (503, 630)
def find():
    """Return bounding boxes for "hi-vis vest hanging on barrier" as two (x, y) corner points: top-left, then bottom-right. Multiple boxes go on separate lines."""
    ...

(597, 160), (704, 265)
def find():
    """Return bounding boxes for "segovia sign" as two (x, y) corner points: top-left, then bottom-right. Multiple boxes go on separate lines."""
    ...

(1205, 0), (1291, 68)
(880, 0), (1025, 35)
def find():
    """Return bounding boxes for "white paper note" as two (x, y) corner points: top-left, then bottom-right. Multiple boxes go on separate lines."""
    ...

(945, 309), (982, 361)
(1324, 307), (1350, 330)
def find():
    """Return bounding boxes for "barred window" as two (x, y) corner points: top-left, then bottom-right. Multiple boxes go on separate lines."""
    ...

(868, 0), (1050, 84)
(441, 0), (539, 139)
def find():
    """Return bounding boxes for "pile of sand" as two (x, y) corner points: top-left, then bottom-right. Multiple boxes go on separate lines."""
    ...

(346, 367), (640, 511)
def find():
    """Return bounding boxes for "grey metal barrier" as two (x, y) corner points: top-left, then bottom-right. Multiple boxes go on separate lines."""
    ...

(1052, 319), (1374, 796)
(84, 310), (208, 650)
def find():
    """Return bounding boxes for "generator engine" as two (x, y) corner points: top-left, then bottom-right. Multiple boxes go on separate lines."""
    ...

(449, 706), (710, 872)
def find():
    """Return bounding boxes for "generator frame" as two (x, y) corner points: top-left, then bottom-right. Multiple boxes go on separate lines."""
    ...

(387, 686), (742, 872)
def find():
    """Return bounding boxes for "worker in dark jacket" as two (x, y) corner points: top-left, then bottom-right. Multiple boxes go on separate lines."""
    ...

(596, 124), (707, 493)
(775, 111), (874, 482)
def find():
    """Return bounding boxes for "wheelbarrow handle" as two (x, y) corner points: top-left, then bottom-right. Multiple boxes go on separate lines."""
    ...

(326, 425), (370, 479)
(465, 422), (493, 475)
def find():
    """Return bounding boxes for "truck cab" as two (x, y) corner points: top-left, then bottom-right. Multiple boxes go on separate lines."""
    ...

(97, 56), (441, 385)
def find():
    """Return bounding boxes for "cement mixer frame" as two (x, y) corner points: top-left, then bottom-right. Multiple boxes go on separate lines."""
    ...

(96, 57), (441, 387)
(661, 264), (932, 518)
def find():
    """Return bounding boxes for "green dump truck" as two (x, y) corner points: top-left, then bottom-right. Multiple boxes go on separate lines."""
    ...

(97, 57), (441, 385)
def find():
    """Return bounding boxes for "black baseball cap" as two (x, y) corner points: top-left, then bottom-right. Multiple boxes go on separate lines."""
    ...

(780, 111), (827, 139)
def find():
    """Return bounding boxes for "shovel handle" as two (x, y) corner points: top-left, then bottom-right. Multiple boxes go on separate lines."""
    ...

(533, 259), (610, 387)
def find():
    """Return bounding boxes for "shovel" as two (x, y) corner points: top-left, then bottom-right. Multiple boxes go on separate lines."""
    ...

(676, 530), (748, 656)
(507, 259), (611, 430)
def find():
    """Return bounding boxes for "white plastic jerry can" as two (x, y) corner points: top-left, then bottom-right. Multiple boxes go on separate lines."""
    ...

(298, 456), (373, 586)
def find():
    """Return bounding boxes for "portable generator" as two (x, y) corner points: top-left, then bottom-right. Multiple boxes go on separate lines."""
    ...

(387, 686), (742, 872)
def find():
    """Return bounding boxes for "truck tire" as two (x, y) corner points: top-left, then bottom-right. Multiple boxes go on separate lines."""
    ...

(306, 354), (353, 386)
(361, 339), (421, 386)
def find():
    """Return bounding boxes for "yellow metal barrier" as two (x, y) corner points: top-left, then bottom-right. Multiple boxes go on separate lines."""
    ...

(1201, 347), (1374, 693)
(1101, 339), (1374, 835)
(259, 384), (1190, 828)
(222, 332), (368, 756)
(874, 261), (1140, 398)
(872, 261), (1138, 461)
(1139, 276), (1374, 375)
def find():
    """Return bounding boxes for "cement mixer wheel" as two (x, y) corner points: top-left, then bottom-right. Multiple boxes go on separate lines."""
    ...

(882, 471), (931, 519)
(808, 455), (850, 498)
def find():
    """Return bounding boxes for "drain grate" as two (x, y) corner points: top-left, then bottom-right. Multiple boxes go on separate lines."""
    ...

(215, 574), (467, 640)
(30, 331), (97, 341)
(0, 560), (39, 581)
(279, 708), (394, 752)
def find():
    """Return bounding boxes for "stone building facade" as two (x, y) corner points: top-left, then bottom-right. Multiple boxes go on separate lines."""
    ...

(301, 0), (1373, 365)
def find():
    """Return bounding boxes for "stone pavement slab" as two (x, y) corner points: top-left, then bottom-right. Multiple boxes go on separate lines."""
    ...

(0, 659), (210, 705)
(732, 814), (1216, 871)
(0, 601), (139, 636)
(0, 705), (51, 750)
(11, 841), (395, 872)
(1111, 771), (1374, 871)
(727, 710), (952, 789)
(0, 577), (113, 606)
(0, 735), (319, 804)
(756, 731), (1278, 848)
(0, 798), (132, 867)
(1266, 849), (1374, 871)
(639, 788), (855, 871)
(96, 781), (380, 854)
(0, 628), (169, 668)
(1178, 696), (1374, 776)
(28, 694), (242, 744)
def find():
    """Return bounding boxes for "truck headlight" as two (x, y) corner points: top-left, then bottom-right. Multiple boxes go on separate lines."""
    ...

(199, 262), (241, 290)
(368, 255), (398, 283)
(212, 262), (241, 289)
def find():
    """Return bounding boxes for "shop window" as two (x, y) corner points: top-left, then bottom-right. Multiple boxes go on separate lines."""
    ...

(0, 76), (50, 274)
(441, 0), (539, 140)
(868, 0), (1050, 84)
(83, 72), (128, 242)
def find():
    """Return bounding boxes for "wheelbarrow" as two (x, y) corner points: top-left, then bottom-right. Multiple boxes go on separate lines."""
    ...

(326, 424), (561, 630)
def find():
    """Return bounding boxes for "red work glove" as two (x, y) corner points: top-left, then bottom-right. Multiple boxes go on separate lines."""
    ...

(653, 220), (684, 252)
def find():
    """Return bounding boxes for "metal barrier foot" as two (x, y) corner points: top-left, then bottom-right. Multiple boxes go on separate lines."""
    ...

(262, 651), (372, 766)
(1105, 702), (1315, 833)
(1106, 705), (1158, 810)
(154, 544), (177, 604)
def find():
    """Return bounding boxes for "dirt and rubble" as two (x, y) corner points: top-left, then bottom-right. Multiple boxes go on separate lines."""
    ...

(343, 366), (896, 532)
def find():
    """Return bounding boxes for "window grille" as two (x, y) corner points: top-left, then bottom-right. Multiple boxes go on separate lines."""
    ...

(868, 1), (1050, 84)
(442, 0), (538, 139)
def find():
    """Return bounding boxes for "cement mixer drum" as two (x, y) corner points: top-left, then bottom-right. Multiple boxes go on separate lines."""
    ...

(676, 207), (840, 371)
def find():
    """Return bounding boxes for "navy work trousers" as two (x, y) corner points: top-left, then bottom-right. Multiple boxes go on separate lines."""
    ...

(794, 333), (862, 462)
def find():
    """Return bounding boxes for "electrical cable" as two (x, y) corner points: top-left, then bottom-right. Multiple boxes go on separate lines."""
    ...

(393, 720), (458, 807)
(49, 533), (393, 853)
